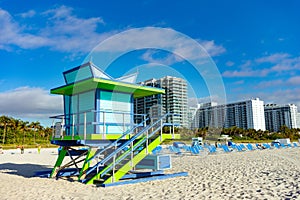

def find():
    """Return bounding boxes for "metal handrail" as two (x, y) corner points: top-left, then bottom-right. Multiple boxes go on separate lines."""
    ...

(99, 124), (164, 177)
(85, 117), (150, 163)
(83, 113), (176, 178)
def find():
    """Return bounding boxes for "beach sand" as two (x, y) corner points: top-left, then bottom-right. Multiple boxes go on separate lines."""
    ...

(1, 147), (300, 200)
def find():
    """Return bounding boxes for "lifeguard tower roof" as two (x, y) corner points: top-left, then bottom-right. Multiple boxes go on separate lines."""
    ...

(51, 62), (164, 98)
(50, 61), (168, 141)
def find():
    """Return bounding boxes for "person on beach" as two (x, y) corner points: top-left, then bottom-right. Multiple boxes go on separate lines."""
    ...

(256, 144), (266, 150)
(21, 146), (24, 154)
(37, 145), (41, 154)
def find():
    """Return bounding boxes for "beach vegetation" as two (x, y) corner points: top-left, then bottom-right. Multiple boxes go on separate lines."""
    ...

(186, 125), (300, 143)
(0, 115), (52, 146)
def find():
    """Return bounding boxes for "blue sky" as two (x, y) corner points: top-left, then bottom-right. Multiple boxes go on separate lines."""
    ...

(0, 0), (300, 126)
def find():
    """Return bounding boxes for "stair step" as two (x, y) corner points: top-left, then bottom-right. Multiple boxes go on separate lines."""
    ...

(82, 120), (165, 185)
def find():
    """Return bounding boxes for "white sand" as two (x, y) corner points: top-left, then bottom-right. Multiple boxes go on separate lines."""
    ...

(1, 147), (300, 200)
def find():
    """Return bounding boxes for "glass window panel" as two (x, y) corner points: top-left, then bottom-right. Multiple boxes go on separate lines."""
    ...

(64, 66), (92, 84)
(78, 91), (95, 112)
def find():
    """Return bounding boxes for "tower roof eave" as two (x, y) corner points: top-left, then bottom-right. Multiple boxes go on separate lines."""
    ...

(50, 77), (165, 98)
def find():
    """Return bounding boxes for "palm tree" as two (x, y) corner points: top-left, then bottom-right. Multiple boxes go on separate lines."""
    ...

(29, 121), (42, 144)
(0, 116), (12, 144)
(19, 121), (29, 144)
(44, 127), (52, 142)
(11, 118), (21, 144)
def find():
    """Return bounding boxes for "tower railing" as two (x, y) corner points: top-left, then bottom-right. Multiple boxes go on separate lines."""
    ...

(50, 110), (148, 140)
(81, 112), (178, 182)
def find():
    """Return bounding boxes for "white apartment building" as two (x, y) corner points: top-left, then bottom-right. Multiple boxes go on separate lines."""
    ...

(297, 113), (300, 129)
(198, 98), (266, 131)
(264, 104), (298, 132)
(188, 106), (200, 130)
(134, 76), (188, 127)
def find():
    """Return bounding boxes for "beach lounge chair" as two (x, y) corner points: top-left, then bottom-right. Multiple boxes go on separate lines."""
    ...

(221, 145), (231, 153)
(152, 146), (162, 155)
(183, 145), (192, 152)
(191, 146), (200, 155)
(280, 143), (286, 148)
(255, 143), (266, 150)
(240, 144), (247, 150)
(194, 144), (204, 151)
(287, 143), (292, 148)
(206, 145), (217, 153)
(262, 143), (271, 149)
(273, 143), (280, 149)
(231, 144), (244, 152)
(246, 144), (254, 151)
(293, 142), (299, 147)
(238, 144), (245, 151)
(168, 146), (182, 154)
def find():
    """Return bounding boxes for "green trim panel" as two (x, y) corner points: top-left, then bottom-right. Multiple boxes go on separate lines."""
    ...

(162, 134), (181, 140)
(104, 135), (163, 184)
(85, 136), (147, 184)
(51, 78), (165, 98)
(50, 148), (67, 178)
(79, 148), (95, 180)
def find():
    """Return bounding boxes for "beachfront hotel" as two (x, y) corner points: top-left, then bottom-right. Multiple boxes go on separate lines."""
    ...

(134, 76), (188, 127)
(197, 98), (266, 131)
(264, 104), (298, 132)
(187, 106), (200, 130)
(297, 113), (300, 129)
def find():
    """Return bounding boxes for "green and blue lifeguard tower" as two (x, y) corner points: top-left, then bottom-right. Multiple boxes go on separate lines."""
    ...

(48, 62), (186, 186)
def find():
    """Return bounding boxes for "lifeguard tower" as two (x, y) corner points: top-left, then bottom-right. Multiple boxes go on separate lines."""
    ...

(49, 62), (186, 186)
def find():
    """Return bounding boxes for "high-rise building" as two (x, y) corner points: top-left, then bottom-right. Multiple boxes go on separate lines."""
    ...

(297, 113), (300, 129)
(134, 79), (164, 124)
(264, 104), (298, 132)
(134, 76), (188, 127)
(197, 98), (266, 131)
(198, 102), (226, 128)
(188, 106), (199, 130)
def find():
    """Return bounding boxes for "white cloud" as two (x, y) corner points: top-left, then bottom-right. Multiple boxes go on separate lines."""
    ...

(287, 76), (300, 85)
(0, 87), (63, 119)
(254, 80), (284, 89)
(232, 80), (244, 85)
(40, 5), (108, 52)
(225, 61), (235, 67)
(255, 53), (290, 64)
(239, 89), (300, 109)
(93, 27), (225, 59)
(0, 6), (109, 53)
(222, 69), (269, 78)
(18, 10), (36, 18)
(141, 49), (184, 66)
(1, 7), (226, 60)
(198, 40), (226, 57)
(0, 8), (49, 50)
(223, 53), (300, 78)
(250, 76), (300, 90)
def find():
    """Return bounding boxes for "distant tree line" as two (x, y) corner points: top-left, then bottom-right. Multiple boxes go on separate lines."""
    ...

(2, 114), (299, 145)
(0, 115), (53, 145)
(194, 126), (300, 141)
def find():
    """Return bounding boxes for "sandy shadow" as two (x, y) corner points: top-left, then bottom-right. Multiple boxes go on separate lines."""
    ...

(0, 163), (53, 178)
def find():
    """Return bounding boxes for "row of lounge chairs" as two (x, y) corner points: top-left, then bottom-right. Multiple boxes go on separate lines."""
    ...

(166, 141), (300, 155)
